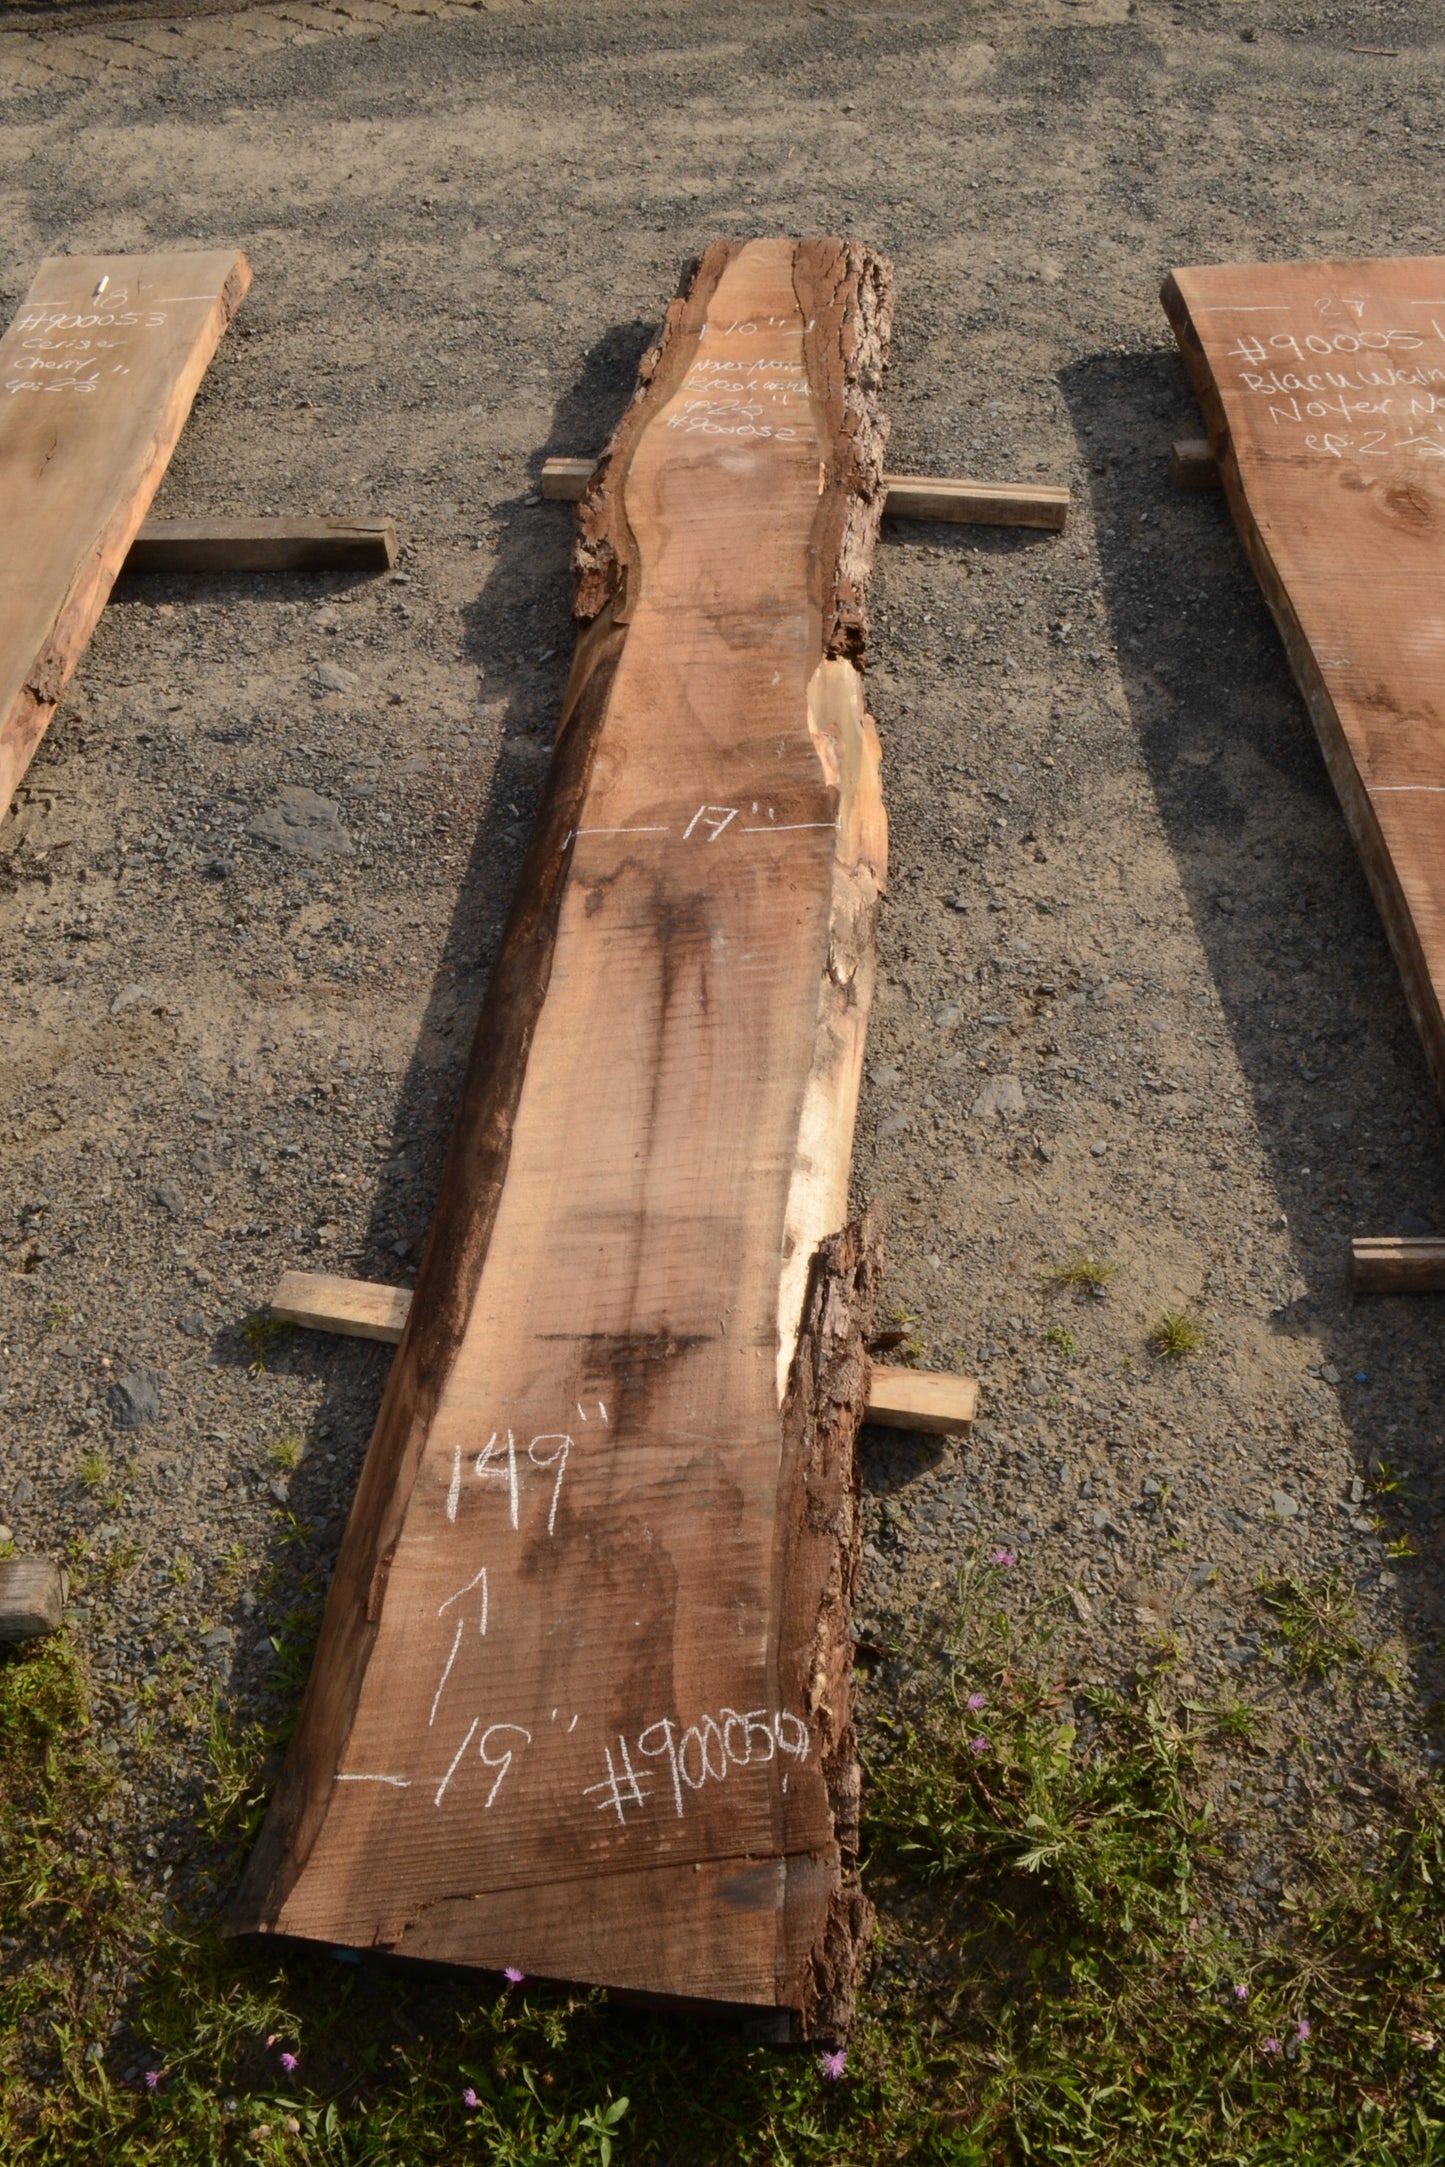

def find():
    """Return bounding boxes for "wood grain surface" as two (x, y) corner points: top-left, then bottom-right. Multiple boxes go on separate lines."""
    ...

(0, 250), (249, 821)
(1163, 259), (1445, 1094)
(231, 239), (893, 2034)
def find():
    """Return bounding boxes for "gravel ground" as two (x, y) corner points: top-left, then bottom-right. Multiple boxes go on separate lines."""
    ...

(1, 0), (1443, 1992)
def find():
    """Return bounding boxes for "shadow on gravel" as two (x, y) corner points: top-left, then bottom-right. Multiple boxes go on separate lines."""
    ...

(1061, 344), (1445, 1644)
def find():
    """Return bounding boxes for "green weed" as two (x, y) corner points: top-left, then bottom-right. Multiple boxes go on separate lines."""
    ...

(1149, 1309), (1206, 1359)
(90, 1538), (142, 1592)
(76, 1448), (105, 1489)
(213, 1541), (250, 1596)
(1049, 1252), (1117, 1296)
(1190, 1690), (1259, 1743)
(238, 1311), (297, 1375)
(45, 1302), (72, 1333)
(875, 1302), (926, 1364)
(1260, 1573), (1367, 1679)
(1041, 1324), (1076, 1356)
(267, 1432), (302, 1473)
(867, 1571), (1196, 1943)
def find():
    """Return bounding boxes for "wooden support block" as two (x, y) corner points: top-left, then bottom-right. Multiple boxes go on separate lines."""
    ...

(233, 238), (894, 2036)
(539, 455), (595, 499)
(271, 1268), (411, 1342)
(881, 473), (1069, 529)
(0, 249), (249, 822)
(124, 516), (397, 575)
(541, 454), (1069, 531)
(270, 1273), (978, 1429)
(865, 1365), (977, 1434)
(1170, 436), (1221, 488)
(0, 1557), (68, 1641)
(1350, 1236), (1445, 1294)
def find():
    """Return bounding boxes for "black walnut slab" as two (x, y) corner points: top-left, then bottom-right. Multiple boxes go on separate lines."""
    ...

(1164, 258), (1445, 1096)
(232, 238), (894, 2035)
(0, 250), (249, 820)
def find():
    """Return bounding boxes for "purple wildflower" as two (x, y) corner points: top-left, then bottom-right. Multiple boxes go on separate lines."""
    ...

(504, 1966), (525, 1985)
(1297, 2018), (1311, 2042)
(969, 1736), (989, 1754)
(143, 2070), (161, 2093)
(1233, 1984), (1248, 2003)
(462, 2087), (479, 2108)
(819, 2049), (846, 2082)
(279, 2051), (299, 2074)
(966, 1693), (987, 1712)
(1262, 2038), (1281, 2056)
(990, 1547), (1017, 1569)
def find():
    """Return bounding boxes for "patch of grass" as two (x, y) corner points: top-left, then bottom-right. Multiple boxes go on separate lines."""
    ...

(213, 1541), (250, 1597)
(1041, 1324), (1076, 1356)
(1189, 1689), (1259, 1743)
(45, 1302), (72, 1333)
(1149, 1309), (1206, 1358)
(76, 1448), (106, 1489)
(0, 1629), (932, 2164)
(1049, 1252), (1117, 1297)
(267, 1431), (302, 1473)
(868, 1565), (1196, 1941)
(856, 1557), (1445, 2162)
(238, 1310), (297, 1375)
(89, 1537), (142, 1593)
(873, 1302), (926, 1364)
(1260, 1573), (1367, 1679)
(5, 1565), (1445, 2163)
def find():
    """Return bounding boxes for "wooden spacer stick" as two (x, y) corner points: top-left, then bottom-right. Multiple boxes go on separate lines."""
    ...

(270, 1270), (978, 1431)
(1349, 1235), (1445, 1294)
(0, 1557), (68, 1641)
(1169, 438), (1221, 489)
(540, 455), (1069, 531)
(123, 517), (398, 575)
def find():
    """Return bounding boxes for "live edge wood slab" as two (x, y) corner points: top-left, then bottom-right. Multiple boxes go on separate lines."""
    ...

(231, 239), (895, 2036)
(268, 1270), (979, 1434)
(1163, 259), (1445, 1099)
(0, 250), (249, 822)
